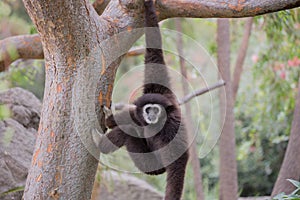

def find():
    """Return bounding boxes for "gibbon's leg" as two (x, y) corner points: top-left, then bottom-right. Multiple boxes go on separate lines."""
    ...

(97, 125), (130, 154)
(164, 153), (188, 200)
(155, 124), (189, 200)
(126, 136), (166, 175)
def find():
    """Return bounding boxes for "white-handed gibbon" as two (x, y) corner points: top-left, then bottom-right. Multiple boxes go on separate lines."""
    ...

(94, 1), (189, 199)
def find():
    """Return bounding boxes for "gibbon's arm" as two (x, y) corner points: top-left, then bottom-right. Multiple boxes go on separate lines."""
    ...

(96, 125), (133, 154)
(105, 105), (140, 129)
(143, 0), (171, 95)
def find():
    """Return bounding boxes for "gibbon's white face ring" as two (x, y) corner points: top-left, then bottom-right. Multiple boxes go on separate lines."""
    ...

(142, 104), (162, 124)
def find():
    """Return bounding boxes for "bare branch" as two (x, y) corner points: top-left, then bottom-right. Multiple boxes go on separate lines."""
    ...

(178, 80), (226, 105)
(0, 34), (43, 71)
(1, 0), (299, 70)
(232, 17), (253, 101)
(157, 0), (300, 19)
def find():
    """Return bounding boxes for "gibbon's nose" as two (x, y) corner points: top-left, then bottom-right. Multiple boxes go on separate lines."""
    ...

(148, 112), (158, 123)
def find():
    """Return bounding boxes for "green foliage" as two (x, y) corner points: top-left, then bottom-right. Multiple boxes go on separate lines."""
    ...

(235, 9), (300, 196)
(0, 60), (45, 99)
(273, 180), (300, 200)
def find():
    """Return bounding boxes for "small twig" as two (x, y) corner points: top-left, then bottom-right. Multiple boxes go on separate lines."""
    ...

(178, 79), (226, 105)
(112, 80), (226, 110)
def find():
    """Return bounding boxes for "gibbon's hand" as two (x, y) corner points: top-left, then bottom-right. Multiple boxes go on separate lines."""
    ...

(103, 106), (112, 119)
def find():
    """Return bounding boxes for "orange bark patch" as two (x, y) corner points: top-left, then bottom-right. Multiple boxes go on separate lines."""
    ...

(51, 131), (55, 137)
(38, 160), (43, 167)
(55, 171), (63, 184)
(105, 84), (113, 107)
(36, 174), (42, 182)
(250, 7), (262, 14)
(100, 53), (106, 75)
(98, 91), (103, 105)
(47, 144), (53, 153)
(49, 100), (54, 109)
(57, 83), (62, 93)
(127, 26), (133, 32)
(33, 148), (40, 165)
(228, 0), (246, 12)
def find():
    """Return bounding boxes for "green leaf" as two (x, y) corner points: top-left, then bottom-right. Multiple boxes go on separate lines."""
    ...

(0, 186), (25, 197)
(288, 179), (300, 189)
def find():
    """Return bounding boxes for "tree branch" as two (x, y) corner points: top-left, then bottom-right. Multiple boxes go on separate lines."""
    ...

(157, 0), (300, 19)
(0, 34), (43, 71)
(232, 17), (253, 101)
(1, 0), (299, 70)
(178, 80), (226, 105)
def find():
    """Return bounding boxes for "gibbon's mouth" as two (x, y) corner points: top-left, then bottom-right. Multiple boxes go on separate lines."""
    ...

(145, 116), (159, 124)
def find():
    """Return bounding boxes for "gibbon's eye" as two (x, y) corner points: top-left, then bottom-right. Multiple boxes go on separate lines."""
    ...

(145, 107), (151, 113)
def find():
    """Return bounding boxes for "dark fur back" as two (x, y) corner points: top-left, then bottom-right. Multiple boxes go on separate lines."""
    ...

(144, 0), (171, 95)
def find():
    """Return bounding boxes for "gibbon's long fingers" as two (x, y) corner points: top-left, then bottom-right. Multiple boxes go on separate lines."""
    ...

(103, 105), (112, 119)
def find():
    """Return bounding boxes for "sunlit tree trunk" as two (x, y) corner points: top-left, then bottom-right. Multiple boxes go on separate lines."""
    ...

(217, 19), (238, 200)
(272, 78), (300, 196)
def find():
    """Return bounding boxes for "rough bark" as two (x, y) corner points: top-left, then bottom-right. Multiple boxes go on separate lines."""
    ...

(175, 18), (205, 200)
(157, 0), (300, 19)
(232, 17), (253, 101)
(22, 1), (101, 199)
(93, 0), (110, 15)
(271, 79), (300, 196)
(217, 19), (238, 200)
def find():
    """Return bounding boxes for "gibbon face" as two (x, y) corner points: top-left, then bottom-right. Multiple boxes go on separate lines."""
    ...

(142, 104), (162, 124)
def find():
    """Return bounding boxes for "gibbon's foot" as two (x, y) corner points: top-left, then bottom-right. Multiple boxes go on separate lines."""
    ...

(91, 128), (102, 147)
(103, 106), (112, 119)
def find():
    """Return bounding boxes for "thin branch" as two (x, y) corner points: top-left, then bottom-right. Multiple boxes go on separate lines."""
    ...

(178, 80), (226, 105)
(113, 80), (226, 110)
(232, 17), (253, 101)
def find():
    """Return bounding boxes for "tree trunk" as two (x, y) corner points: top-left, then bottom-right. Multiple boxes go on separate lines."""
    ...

(175, 19), (205, 200)
(217, 19), (238, 200)
(271, 78), (300, 196)
(22, 1), (102, 199)
(232, 17), (253, 101)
